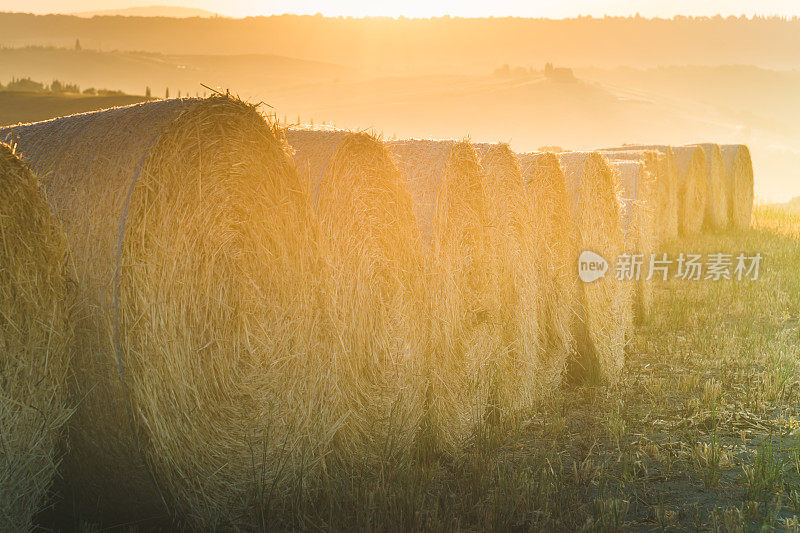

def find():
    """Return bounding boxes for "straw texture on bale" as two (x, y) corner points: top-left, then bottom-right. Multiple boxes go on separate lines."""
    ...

(689, 143), (729, 230)
(609, 160), (656, 324)
(0, 144), (72, 532)
(672, 146), (709, 235)
(623, 145), (706, 236)
(1, 97), (326, 528)
(515, 152), (575, 384)
(284, 126), (426, 459)
(598, 148), (678, 244)
(386, 139), (499, 451)
(720, 144), (755, 229)
(474, 143), (560, 408)
(555, 152), (629, 382)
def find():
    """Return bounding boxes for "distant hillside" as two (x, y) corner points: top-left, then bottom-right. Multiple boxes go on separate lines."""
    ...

(578, 65), (800, 137)
(0, 91), (149, 126)
(3, 14), (800, 74)
(72, 6), (220, 18)
(0, 47), (353, 100)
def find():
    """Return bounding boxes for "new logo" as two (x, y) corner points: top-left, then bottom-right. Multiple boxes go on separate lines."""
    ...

(578, 250), (608, 283)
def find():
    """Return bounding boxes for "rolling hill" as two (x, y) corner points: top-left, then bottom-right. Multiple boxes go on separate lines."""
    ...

(3, 14), (800, 74)
(0, 47), (353, 100)
(0, 91), (149, 127)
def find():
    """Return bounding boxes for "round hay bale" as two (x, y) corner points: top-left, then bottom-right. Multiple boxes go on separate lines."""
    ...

(689, 143), (729, 230)
(474, 143), (559, 406)
(622, 145), (706, 236)
(284, 126), (426, 458)
(672, 146), (709, 236)
(2, 97), (327, 528)
(555, 152), (629, 382)
(608, 160), (656, 324)
(597, 148), (678, 244)
(720, 144), (755, 230)
(386, 139), (500, 452)
(515, 152), (575, 386)
(0, 144), (72, 532)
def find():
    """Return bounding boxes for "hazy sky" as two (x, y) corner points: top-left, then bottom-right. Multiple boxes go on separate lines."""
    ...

(10, 0), (800, 18)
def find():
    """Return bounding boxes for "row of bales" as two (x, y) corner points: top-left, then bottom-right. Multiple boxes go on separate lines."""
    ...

(0, 96), (754, 529)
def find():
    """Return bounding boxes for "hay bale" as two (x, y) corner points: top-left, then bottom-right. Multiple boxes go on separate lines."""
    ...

(608, 160), (656, 324)
(515, 152), (575, 386)
(1, 97), (327, 528)
(689, 143), (729, 230)
(474, 143), (560, 406)
(597, 148), (678, 244)
(720, 144), (755, 229)
(622, 145), (706, 236)
(0, 144), (72, 531)
(672, 146), (709, 235)
(555, 152), (629, 382)
(284, 126), (426, 458)
(386, 139), (500, 451)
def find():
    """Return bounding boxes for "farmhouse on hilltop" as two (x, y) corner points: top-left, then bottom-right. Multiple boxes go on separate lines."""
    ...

(545, 62), (576, 82)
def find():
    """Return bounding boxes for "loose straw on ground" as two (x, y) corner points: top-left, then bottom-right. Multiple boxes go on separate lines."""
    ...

(2, 97), (329, 529)
(515, 152), (575, 388)
(386, 139), (500, 453)
(555, 151), (629, 383)
(720, 144), (755, 229)
(608, 159), (656, 324)
(284, 126), (427, 462)
(689, 143), (729, 230)
(598, 148), (678, 244)
(0, 144), (72, 532)
(474, 143), (560, 409)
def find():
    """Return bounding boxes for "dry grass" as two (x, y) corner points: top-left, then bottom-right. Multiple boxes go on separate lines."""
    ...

(284, 126), (428, 465)
(556, 151), (630, 383)
(721, 144), (755, 230)
(0, 144), (72, 531)
(1, 97), (328, 529)
(690, 143), (729, 230)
